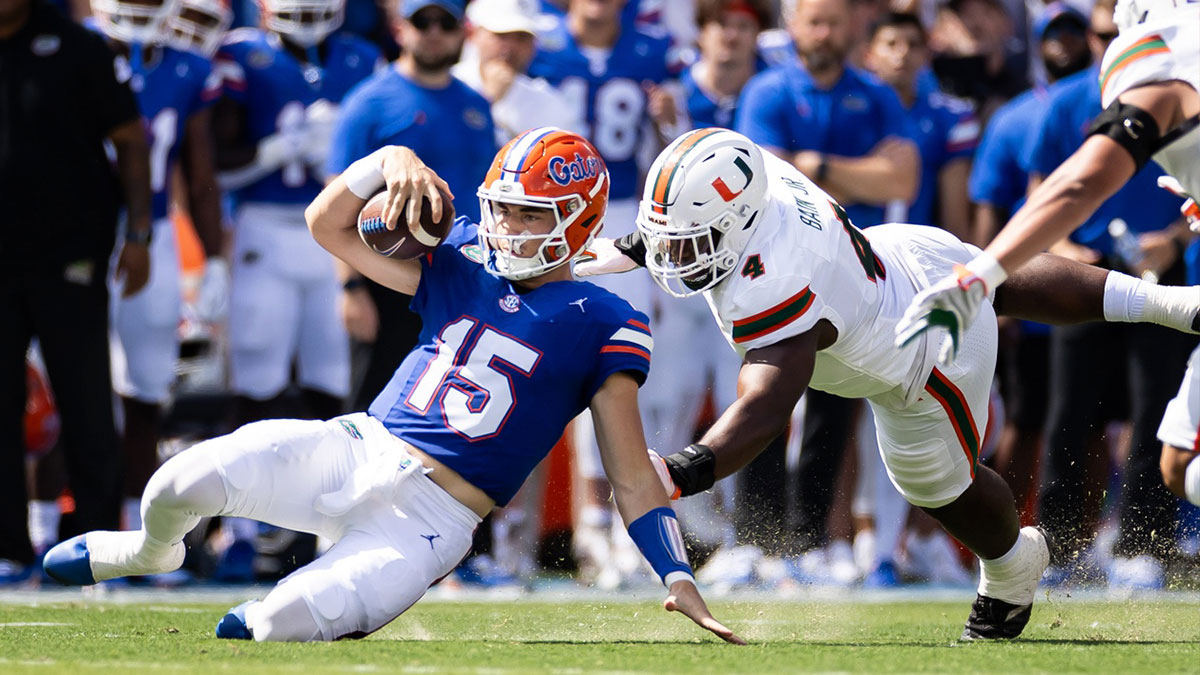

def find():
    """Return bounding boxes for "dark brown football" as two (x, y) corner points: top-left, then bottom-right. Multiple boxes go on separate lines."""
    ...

(357, 187), (455, 259)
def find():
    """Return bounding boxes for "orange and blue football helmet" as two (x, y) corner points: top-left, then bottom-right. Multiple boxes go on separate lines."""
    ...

(476, 127), (609, 281)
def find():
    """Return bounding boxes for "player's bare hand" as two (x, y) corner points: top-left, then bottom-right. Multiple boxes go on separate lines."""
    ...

(648, 450), (681, 500)
(664, 579), (745, 645)
(646, 84), (678, 129)
(479, 59), (518, 103)
(574, 237), (638, 277)
(379, 146), (454, 229)
(117, 241), (151, 297)
(341, 284), (379, 342)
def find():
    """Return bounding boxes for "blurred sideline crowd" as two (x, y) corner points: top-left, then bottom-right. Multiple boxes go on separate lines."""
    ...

(5, 0), (1200, 594)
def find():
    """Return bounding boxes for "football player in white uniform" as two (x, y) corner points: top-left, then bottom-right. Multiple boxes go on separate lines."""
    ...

(578, 128), (1200, 639)
(895, 0), (1200, 518)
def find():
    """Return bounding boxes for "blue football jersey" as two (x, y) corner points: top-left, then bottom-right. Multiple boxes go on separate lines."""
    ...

(904, 91), (979, 227)
(215, 28), (380, 205)
(134, 47), (221, 221)
(368, 221), (653, 505)
(528, 23), (680, 201)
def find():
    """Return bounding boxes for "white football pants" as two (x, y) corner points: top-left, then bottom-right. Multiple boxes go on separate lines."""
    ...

(140, 413), (479, 641)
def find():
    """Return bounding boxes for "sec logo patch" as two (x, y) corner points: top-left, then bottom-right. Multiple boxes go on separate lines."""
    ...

(499, 294), (521, 313)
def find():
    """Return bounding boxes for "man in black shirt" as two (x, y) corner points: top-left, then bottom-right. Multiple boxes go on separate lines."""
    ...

(0, 0), (151, 582)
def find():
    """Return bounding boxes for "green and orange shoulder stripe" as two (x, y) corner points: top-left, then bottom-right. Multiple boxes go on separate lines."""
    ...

(1100, 33), (1170, 102)
(729, 286), (818, 345)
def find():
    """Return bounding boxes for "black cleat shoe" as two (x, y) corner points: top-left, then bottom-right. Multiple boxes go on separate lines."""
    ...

(960, 527), (1054, 641)
(960, 594), (1033, 641)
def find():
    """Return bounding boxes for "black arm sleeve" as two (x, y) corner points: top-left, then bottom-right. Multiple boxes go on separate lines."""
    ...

(1085, 100), (1163, 172)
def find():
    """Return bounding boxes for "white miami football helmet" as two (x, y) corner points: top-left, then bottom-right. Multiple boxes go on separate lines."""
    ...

(1114, 0), (1197, 30)
(636, 128), (768, 298)
(91, 0), (182, 45)
(167, 0), (232, 57)
(259, 0), (345, 48)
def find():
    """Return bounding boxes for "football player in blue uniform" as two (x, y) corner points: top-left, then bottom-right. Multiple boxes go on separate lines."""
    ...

(89, 0), (227, 534)
(528, 0), (690, 585)
(166, 0), (232, 58)
(212, 0), (382, 423)
(44, 129), (742, 646)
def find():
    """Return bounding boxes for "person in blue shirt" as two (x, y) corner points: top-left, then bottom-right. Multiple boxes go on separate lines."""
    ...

(326, 0), (495, 414)
(44, 129), (742, 646)
(211, 0), (381, 427)
(865, 12), (979, 240)
(88, 0), (228, 538)
(680, 0), (771, 130)
(735, 0), (919, 229)
(1019, 4), (1193, 588)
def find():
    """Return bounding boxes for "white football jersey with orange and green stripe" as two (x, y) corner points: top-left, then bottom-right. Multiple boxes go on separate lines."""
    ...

(704, 154), (940, 406)
(1100, 4), (1200, 200)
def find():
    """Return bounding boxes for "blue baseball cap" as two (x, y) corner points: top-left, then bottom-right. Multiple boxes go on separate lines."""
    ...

(1033, 2), (1088, 42)
(402, 0), (465, 20)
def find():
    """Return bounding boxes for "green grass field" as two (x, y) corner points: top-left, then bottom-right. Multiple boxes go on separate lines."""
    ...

(2, 593), (1198, 674)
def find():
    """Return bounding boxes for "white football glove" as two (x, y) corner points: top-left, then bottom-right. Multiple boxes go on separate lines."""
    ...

(1158, 176), (1200, 233)
(195, 257), (230, 323)
(895, 254), (1006, 366)
(303, 100), (339, 174)
(649, 450), (681, 500)
(574, 237), (638, 277)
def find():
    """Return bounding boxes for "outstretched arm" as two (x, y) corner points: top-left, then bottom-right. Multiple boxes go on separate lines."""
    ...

(590, 373), (744, 645)
(659, 325), (828, 497)
(986, 81), (1192, 276)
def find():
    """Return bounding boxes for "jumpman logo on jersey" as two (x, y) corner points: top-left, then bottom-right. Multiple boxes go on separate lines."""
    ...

(420, 533), (442, 549)
(570, 298), (588, 313)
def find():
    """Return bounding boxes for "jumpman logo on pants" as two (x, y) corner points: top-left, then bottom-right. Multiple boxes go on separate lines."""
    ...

(420, 533), (442, 550)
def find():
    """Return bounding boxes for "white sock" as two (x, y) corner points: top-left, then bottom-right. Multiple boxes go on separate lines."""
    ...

(27, 500), (61, 552)
(86, 530), (185, 582)
(1186, 455), (1200, 507)
(977, 526), (1049, 606)
(122, 497), (142, 531)
(1103, 271), (1200, 332)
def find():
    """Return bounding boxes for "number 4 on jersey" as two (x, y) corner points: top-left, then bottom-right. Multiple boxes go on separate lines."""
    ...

(741, 254), (766, 279)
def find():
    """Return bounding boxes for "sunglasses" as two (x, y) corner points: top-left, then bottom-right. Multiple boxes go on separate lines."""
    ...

(410, 11), (460, 32)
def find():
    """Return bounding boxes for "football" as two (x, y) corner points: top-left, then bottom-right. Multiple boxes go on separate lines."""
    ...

(357, 188), (455, 259)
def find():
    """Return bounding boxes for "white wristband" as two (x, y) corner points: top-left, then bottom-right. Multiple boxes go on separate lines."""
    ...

(965, 251), (1008, 291)
(663, 571), (696, 589)
(343, 148), (388, 200)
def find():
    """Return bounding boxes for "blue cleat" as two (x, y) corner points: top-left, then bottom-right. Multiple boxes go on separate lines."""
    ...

(863, 559), (902, 589)
(215, 600), (256, 640)
(0, 559), (33, 586)
(42, 535), (96, 586)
